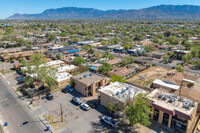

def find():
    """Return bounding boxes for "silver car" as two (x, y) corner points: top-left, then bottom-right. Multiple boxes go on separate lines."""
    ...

(80, 103), (90, 111)
(101, 115), (117, 127)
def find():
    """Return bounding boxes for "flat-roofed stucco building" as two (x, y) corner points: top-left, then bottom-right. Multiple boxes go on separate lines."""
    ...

(55, 72), (72, 88)
(147, 89), (198, 132)
(98, 82), (147, 108)
(152, 72), (198, 92)
(71, 72), (110, 97)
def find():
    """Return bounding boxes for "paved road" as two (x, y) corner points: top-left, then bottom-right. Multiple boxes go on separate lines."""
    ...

(0, 77), (50, 133)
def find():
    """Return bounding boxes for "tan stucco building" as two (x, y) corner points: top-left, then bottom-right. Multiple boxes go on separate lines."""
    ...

(147, 89), (198, 133)
(71, 72), (110, 97)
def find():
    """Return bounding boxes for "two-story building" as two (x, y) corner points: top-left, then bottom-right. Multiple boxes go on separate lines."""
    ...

(71, 72), (110, 97)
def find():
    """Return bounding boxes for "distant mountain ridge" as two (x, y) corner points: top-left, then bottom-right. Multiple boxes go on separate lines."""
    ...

(7, 5), (200, 20)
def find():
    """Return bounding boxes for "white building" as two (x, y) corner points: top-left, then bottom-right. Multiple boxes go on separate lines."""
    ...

(98, 82), (147, 108)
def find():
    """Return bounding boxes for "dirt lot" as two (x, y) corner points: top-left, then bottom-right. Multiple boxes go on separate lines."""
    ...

(127, 66), (175, 87)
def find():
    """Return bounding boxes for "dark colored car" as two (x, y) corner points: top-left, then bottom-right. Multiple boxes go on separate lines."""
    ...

(86, 101), (98, 108)
(46, 92), (54, 100)
(61, 87), (74, 93)
(17, 76), (25, 84)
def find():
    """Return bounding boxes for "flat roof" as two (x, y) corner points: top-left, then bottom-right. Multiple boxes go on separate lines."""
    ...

(71, 71), (109, 85)
(45, 60), (64, 66)
(55, 72), (72, 82)
(153, 79), (180, 90)
(98, 82), (147, 103)
(57, 65), (77, 73)
(147, 89), (197, 120)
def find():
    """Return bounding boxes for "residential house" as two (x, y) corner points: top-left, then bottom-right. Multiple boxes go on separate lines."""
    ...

(108, 66), (136, 78)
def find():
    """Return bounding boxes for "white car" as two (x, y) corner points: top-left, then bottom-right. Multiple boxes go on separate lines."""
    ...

(101, 115), (117, 127)
(80, 103), (90, 111)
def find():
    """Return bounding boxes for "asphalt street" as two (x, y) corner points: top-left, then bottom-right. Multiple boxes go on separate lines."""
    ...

(0, 77), (50, 133)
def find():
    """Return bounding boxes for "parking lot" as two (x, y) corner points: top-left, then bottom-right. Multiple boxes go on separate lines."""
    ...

(31, 90), (120, 133)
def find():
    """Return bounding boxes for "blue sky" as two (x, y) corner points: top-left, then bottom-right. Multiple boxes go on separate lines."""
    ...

(1, 0), (200, 19)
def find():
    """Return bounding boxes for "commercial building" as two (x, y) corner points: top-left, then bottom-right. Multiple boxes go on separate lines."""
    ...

(71, 72), (110, 97)
(98, 82), (147, 108)
(147, 89), (198, 132)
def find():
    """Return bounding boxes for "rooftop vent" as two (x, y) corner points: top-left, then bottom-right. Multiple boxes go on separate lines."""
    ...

(90, 73), (92, 76)
(84, 75), (88, 78)
(178, 97), (184, 102)
(183, 101), (190, 109)
(116, 92), (119, 96)
(168, 98), (175, 103)
(126, 87), (129, 90)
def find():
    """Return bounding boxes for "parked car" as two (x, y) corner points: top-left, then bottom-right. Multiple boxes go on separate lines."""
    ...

(61, 87), (74, 93)
(80, 103), (90, 110)
(10, 60), (15, 63)
(72, 97), (82, 105)
(101, 115), (117, 127)
(86, 101), (98, 108)
(46, 92), (54, 100)
(17, 76), (25, 84)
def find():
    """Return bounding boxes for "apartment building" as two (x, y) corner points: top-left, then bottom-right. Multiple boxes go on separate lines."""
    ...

(71, 72), (110, 97)
(147, 89), (198, 132)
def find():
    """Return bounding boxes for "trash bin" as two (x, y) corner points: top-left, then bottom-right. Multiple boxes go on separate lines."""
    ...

(4, 122), (8, 126)
(46, 126), (49, 131)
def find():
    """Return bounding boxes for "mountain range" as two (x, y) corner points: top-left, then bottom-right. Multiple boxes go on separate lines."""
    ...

(7, 5), (200, 20)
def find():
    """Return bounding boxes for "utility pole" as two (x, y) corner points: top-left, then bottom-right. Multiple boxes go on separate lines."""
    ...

(60, 103), (63, 122)
(179, 80), (183, 96)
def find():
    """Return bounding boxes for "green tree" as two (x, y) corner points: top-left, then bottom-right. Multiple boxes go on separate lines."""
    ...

(83, 45), (90, 50)
(175, 65), (185, 72)
(192, 59), (200, 68)
(56, 54), (62, 60)
(109, 55), (115, 60)
(4, 27), (14, 35)
(111, 75), (126, 83)
(47, 33), (56, 41)
(125, 94), (152, 126)
(73, 56), (85, 65)
(45, 76), (57, 90)
(182, 54), (192, 64)
(103, 50), (110, 59)
(88, 48), (94, 54)
(191, 48), (199, 58)
(98, 63), (112, 74)
(107, 102), (118, 113)
(124, 44), (130, 51)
